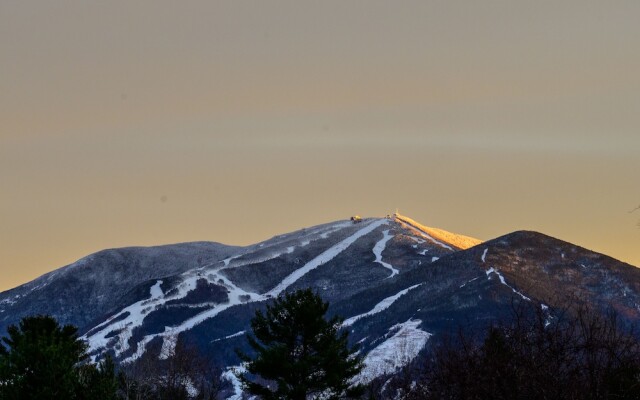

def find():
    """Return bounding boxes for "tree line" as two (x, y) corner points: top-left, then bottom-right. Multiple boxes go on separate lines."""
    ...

(2, 290), (640, 399)
(380, 302), (640, 400)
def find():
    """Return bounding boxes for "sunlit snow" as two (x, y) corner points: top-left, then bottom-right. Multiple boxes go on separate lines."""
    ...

(394, 213), (481, 250)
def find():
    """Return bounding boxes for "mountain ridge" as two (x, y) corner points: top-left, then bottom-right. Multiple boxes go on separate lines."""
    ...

(1, 215), (638, 399)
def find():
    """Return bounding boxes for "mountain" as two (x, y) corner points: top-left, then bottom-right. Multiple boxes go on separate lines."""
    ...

(1, 214), (638, 399)
(0, 242), (240, 334)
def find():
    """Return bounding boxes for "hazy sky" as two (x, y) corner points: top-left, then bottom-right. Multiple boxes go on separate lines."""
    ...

(2, 1), (639, 291)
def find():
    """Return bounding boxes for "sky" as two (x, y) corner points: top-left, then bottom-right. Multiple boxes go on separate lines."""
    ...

(1, 1), (639, 292)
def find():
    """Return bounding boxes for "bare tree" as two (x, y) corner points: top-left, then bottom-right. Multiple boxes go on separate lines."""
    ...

(118, 340), (221, 400)
(408, 302), (640, 400)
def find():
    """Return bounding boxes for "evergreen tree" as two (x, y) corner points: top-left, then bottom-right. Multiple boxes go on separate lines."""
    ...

(238, 289), (363, 400)
(78, 355), (119, 400)
(0, 315), (117, 400)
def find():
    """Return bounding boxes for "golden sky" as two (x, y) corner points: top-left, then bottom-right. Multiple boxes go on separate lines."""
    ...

(2, 1), (639, 291)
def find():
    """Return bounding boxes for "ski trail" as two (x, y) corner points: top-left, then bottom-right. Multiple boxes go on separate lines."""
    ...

(267, 219), (389, 296)
(342, 284), (423, 327)
(372, 230), (398, 278)
(355, 319), (431, 384)
(486, 267), (530, 301)
(124, 219), (388, 361)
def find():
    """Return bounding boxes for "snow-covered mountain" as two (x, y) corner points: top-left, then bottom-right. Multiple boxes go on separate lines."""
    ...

(1, 214), (639, 398)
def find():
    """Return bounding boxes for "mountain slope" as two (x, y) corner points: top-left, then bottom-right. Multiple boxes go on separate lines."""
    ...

(1, 215), (638, 399)
(475, 230), (640, 320)
(0, 241), (241, 335)
(81, 217), (471, 365)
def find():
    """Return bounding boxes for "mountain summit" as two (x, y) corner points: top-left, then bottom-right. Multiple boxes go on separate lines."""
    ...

(1, 214), (638, 398)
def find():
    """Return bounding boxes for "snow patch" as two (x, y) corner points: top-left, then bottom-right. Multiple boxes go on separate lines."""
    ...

(481, 248), (488, 263)
(355, 319), (431, 384)
(212, 331), (246, 343)
(315, 221), (352, 239)
(159, 334), (179, 359)
(222, 255), (242, 267)
(372, 230), (399, 278)
(459, 277), (479, 288)
(541, 304), (552, 327)
(267, 219), (389, 296)
(342, 284), (423, 327)
(149, 280), (164, 298)
(485, 268), (530, 301)
(222, 365), (246, 400)
(0, 298), (17, 306)
(184, 378), (199, 398)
